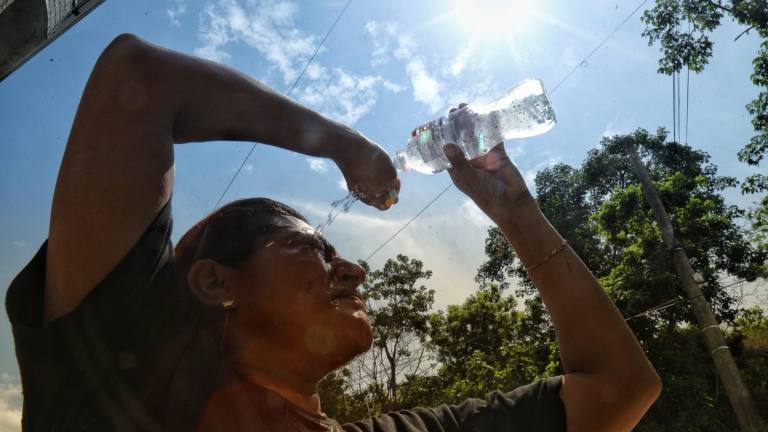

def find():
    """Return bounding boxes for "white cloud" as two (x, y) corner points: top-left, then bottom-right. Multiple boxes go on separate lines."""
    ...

(337, 178), (348, 191)
(10, 241), (26, 248)
(194, 5), (232, 62)
(364, 21), (415, 66)
(448, 45), (473, 77)
(600, 120), (634, 139)
(0, 379), (21, 432)
(363, 20), (378, 38)
(305, 63), (327, 81)
(393, 34), (416, 60)
(296, 67), (385, 125)
(244, 164), (254, 174)
(195, 1), (396, 126)
(406, 58), (444, 113)
(382, 80), (405, 93)
(524, 156), (561, 191)
(167, 0), (186, 27)
(195, 0), (316, 84)
(506, 144), (526, 161)
(306, 158), (329, 173)
(363, 21), (493, 114)
(461, 200), (493, 227)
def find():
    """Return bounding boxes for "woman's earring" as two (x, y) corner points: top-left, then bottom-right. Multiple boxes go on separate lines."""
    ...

(221, 300), (236, 354)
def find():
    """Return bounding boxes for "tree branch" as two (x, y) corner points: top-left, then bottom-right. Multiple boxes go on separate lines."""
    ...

(704, 0), (732, 13)
(734, 26), (754, 41)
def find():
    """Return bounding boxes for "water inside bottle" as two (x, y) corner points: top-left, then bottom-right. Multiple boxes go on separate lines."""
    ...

(394, 79), (556, 175)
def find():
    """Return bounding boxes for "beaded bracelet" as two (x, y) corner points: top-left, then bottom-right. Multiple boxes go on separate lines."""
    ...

(525, 239), (569, 272)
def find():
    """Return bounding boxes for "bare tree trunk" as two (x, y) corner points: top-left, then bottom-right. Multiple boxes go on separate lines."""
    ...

(625, 141), (766, 432)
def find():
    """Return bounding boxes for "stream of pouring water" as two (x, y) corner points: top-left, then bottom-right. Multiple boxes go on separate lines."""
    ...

(315, 191), (359, 234)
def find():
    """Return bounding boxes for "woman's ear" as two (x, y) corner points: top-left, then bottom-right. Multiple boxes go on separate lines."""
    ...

(187, 259), (235, 309)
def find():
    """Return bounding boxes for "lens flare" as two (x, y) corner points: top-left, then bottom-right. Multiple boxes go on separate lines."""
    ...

(453, 0), (538, 38)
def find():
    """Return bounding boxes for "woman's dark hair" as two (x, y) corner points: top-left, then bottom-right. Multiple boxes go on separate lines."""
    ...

(174, 198), (308, 317)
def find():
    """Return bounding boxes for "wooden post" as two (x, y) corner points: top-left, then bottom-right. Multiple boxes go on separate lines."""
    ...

(625, 141), (765, 432)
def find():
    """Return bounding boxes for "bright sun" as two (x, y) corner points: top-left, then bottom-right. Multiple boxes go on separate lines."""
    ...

(453, 0), (538, 38)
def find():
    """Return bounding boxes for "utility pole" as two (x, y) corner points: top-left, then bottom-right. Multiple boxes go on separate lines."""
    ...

(625, 142), (765, 432)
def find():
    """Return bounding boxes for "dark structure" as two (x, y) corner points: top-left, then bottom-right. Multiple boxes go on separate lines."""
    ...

(0, 0), (105, 82)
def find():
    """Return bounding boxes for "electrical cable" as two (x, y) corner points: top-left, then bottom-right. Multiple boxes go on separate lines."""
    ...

(363, 183), (453, 262)
(549, 0), (650, 94)
(625, 298), (684, 321)
(677, 70), (681, 143)
(673, 73), (677, 143)
(686, 20), (691, 145)
(686, 65), (690, 145)
(211, 0), (353, 210)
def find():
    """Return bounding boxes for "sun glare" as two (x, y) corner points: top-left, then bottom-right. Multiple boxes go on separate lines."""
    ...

(453, 0), (538, 38)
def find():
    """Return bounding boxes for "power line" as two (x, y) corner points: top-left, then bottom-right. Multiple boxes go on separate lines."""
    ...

(211, 0), (353, 211)
(363, 0), (652, 262)
(625, 297), (684, 321)
(673, 73), (677, 142)
(363, 182), (454, 262)
(677, 70), (681, 143)
(686, 20), (691, 145)
(549, 0), (650, 94)
(685, 69), (689, 144)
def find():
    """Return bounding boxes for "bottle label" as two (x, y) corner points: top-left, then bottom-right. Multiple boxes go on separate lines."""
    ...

(416, 120), (446, 163)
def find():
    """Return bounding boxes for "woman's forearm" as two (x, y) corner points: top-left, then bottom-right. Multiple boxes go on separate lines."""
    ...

(120, 34), (361, 159)
(498, 195), (658, 383)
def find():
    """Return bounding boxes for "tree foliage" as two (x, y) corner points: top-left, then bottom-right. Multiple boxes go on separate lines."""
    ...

(641, 0), (768, 230)
(427, 283), (560, 402)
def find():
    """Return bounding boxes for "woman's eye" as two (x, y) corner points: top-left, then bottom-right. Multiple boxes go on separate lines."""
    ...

(301, 240), (324, 252)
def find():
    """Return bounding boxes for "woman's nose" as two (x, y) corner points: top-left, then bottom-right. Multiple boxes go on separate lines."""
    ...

(332, 259), (367, 287)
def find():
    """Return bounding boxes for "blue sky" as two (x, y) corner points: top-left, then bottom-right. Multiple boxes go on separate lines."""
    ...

(0, 0), (765, 427)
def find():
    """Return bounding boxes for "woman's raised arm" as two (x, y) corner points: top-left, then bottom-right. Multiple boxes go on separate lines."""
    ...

(45, 34), (398, 322)
(442, 140), (661, 432)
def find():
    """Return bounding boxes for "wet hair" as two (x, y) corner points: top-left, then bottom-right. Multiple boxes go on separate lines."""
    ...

(174, 198), (308, 318)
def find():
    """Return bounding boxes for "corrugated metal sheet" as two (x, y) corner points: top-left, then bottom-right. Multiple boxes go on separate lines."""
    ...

(47, 0), (78, 34)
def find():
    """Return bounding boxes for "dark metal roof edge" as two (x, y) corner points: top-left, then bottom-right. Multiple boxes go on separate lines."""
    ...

(0, 0), (107, 83)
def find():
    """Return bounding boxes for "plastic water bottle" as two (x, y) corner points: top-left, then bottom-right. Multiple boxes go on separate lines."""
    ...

(392, 79), (556, 174)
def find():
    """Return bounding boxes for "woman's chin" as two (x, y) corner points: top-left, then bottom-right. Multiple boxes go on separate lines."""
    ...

(337, 317), (373, 360)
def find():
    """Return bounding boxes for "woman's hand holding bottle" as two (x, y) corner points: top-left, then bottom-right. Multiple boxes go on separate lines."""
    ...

(441, 105), (536, 229)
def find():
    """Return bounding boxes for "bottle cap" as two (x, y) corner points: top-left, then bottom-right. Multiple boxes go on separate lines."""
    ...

(384, 189), (399, 207)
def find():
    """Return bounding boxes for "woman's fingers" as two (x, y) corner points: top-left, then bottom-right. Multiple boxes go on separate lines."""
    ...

(448, 102), (468, 115)
(443, 144), (476, 193)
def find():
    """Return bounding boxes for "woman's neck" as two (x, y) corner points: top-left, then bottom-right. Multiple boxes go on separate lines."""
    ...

(219, 359), (323, 414)
(242, 368), (322, 413)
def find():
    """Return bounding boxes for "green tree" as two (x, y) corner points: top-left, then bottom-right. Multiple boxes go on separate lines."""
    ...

(356, 255), (435, 405)
(428, 283), (559, 402)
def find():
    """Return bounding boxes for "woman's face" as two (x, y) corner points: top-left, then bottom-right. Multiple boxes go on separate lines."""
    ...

(226, 216), (373, 374)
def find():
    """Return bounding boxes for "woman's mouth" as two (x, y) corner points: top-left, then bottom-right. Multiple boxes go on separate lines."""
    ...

(330, 288), (366, 310)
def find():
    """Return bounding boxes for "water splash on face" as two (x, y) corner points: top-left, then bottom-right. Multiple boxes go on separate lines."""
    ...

(315, 191), (358, 234)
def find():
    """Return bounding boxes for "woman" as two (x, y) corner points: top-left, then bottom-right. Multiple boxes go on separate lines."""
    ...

(7, 34), (661, 431)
